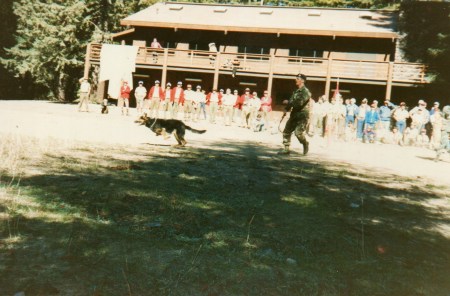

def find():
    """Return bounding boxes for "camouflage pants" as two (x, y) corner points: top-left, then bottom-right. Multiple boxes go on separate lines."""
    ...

(282, 113), (308, 148)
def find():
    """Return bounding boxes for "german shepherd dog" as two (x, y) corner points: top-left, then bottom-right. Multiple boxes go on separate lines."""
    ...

(135, 114), (206, 146)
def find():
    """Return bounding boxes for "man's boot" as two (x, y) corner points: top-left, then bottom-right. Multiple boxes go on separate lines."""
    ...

(278, 146), (290, 155)
(303, 141), (309, 155)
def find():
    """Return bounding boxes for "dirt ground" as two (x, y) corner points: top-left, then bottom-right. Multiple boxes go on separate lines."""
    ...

(1, 100), (449, 186)
(1, 100), (450, 295)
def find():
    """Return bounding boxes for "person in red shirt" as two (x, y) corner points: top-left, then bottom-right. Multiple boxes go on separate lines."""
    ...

(260, 90), (273, 130)
(237, 88), (253, 127)
(147, 80), (164, 118)
(119, 80), (131, 116)
(169, 81), (185, 119)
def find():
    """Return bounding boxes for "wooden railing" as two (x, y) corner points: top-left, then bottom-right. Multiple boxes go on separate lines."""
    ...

(89, 43), (427, 84)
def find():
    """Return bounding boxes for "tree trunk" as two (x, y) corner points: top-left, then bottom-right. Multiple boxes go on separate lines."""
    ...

(57, 72), (66, 101)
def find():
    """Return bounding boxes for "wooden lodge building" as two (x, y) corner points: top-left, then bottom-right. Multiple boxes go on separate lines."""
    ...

(84, 2), (428, 105)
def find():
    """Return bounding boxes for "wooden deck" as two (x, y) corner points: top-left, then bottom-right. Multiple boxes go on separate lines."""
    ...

(88, 43), (427, 85)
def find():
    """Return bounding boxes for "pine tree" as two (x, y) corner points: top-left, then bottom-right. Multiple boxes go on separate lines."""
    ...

(3, 1), (90, 100)
(2, 0), (148, 100)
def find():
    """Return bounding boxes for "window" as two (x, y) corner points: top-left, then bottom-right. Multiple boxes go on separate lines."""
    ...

(289, 49), (324, 58)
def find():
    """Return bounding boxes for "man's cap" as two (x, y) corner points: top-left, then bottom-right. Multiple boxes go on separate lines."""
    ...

(373, 100), (378, 104)
(233, 90), (238, 93)
(187, 84), (192, 88)
(166, 82), (172, 87)
(418, 99), (426, 105)
(245, 88), (250, 91)
(155, 80), (160, 84)
(350, 98), (356, 103)
(400, 102), (406, 106)
(138, 81), (143, 84)
(434, 101), (440, 106)
(296, 73), (307, 81)
(220, 89), (224, 92)
(196, 85), (201, 89)
(177, 81), (182, 85)
(362, 98), (368, 103)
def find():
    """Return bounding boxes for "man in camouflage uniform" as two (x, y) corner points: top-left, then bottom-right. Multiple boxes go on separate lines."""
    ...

(279, 73), (312, 155)
(435, 105), (450, 161)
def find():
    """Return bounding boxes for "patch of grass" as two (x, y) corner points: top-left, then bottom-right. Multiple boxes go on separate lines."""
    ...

(1, 134), (450, 295)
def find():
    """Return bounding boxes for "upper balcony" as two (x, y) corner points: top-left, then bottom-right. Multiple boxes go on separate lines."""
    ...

(87, 43), (427, 86)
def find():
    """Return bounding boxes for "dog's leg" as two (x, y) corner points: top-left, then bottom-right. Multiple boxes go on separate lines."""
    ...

(173, 132), (183, 146)
(161, 128), (171, 140)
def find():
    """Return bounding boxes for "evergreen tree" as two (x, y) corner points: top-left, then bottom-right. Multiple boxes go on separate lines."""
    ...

(399, 1), (450, 99)
(2, 0), (148, 101)
(0, 0), (21, 99)
(3, 1), (89, 100)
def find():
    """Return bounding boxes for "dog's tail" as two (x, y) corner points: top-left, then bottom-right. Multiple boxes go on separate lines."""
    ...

(185, 125), (206, 134)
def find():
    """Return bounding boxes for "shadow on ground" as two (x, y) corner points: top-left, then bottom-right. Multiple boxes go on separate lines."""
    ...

(1, 140), (449, 295)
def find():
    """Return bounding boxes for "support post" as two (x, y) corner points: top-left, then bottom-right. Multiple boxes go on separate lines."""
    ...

(213, 52), (221, 90)
(324, 56), (333, 100)
(96, 81), (106, 103)
(161, 48), (169, 87)
(267, 53), (275, 95)
(83, 43), (91, 79)
(385, 62), (394, 101)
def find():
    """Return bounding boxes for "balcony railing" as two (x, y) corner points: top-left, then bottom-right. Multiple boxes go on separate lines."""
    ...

(88, 43), (427, 84)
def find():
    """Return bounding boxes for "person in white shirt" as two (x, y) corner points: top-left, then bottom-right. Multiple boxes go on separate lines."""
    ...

(134, 81), (147, 115)
(78, 78), (91, 112)
(183, 84), (196, 121)
(162, 82), (172, 119)
(207, 88), (221, 124)
(248, 92), (262, 130)
(194, 86), (206, 121)
(221, 88), (237, 126)
(311, 96), (325, 136)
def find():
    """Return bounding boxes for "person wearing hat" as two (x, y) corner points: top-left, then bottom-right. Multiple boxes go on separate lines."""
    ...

(148, 80), (164, 117)
(393, 102), (409, 134)
(238, 88), (253, 127)
(78, 78), (91, 112)
(279, 73), (312, 155)
(169, 81), (185, 119)
(221, 88), (237, 126)
(409, 100), (430, 133)
(119, 80), (131, 116)
(355, 98), (370, 140)
(206, 88), (222, 124)
(193, 85), (206, 121)
(365, 102), (380, 134)
(379, 100), (393, 131)
(430, 101), (440, 116)
(260, 90), (273, 130)
(183, 84), (196, 121)
(161, 82), (172, 119)
(134, 81), (147, 115)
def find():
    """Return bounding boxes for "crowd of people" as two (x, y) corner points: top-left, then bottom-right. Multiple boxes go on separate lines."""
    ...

(111, 79), (273, 132)
(78, 77), (450, 159)
(309, 95), (450, 157)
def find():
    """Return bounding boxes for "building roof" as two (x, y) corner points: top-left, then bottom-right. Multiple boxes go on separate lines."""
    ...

(121, 2), (398, 39)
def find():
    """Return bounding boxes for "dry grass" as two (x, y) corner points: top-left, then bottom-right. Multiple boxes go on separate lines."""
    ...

(0, 133), (449, 295)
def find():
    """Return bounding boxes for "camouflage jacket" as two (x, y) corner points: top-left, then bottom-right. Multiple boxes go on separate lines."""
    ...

(285, 86), (311, 115)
